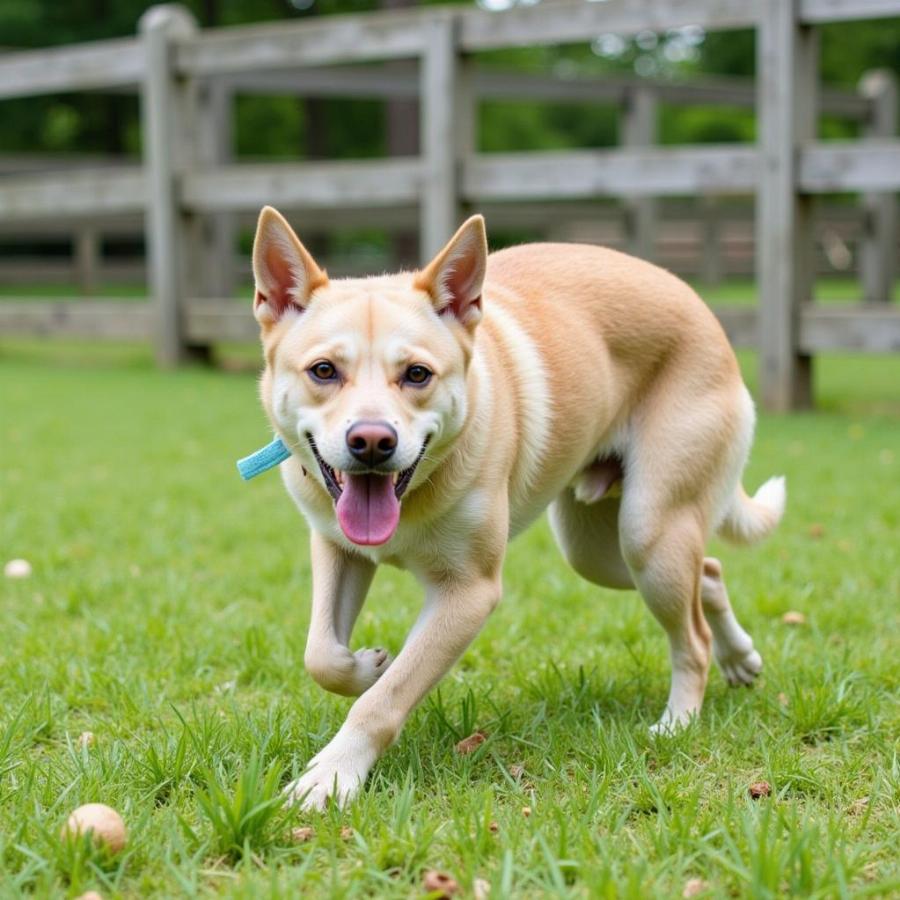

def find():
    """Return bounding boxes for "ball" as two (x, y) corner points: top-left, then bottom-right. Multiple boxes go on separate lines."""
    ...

(4, 558), (32, 578)
(61, 804), (127, 854)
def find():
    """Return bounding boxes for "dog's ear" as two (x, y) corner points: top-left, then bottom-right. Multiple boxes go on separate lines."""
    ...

(415, 215), (487, 330)
(252, 206), (327, 328)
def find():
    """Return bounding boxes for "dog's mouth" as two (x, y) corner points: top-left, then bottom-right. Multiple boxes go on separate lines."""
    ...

(307, 434), (428, 547)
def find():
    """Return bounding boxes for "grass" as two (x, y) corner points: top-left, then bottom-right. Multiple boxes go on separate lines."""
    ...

(2, 276), (899, 306)
(0, 340), (898, 897)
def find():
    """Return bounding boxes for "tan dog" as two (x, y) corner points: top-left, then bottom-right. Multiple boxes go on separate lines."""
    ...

(249, 207), (785, 810)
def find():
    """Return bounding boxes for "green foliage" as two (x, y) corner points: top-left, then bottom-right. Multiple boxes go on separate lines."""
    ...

(0, 341), (898, 895)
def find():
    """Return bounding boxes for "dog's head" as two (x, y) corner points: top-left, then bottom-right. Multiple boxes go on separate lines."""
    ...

(252, 206), (487, 548)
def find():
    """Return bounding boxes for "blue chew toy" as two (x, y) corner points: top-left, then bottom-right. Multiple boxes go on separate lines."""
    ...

(236, 436), (291, 481)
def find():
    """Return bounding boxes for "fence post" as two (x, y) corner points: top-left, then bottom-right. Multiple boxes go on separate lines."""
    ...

(700, 197), (724, 286)
(139, 5), (202, 367)
(756, 0), (816, 411)
(196, 79), (236, 300)
(420, 13), (460, 262)
(622, 85), (657, 262)
(858, 69), (897, 304)
(74, 228), (100, 295)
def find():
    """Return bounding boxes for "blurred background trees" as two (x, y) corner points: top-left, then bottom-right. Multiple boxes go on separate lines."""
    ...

(1, 0), (897, 159)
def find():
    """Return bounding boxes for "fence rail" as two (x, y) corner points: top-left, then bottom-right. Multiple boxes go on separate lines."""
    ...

(1, 0), (899, 409)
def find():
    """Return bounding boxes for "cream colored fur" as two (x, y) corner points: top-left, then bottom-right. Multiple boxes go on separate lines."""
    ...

(248, 207), (785, 810)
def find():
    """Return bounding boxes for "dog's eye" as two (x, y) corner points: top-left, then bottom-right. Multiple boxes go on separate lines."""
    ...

(404, 364), (432, 386)
(309, 361), (338, 383)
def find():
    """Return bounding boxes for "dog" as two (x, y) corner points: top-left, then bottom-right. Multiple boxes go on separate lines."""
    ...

(247, 206), (785, 810)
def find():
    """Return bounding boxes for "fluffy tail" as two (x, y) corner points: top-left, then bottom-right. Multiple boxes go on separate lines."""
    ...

(716, 476), (786, 545)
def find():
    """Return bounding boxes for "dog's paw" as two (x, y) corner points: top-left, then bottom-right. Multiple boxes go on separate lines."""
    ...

(284, 726), (378, 812)
(715, 644), (763, 687)
(352, 647), (392, 693)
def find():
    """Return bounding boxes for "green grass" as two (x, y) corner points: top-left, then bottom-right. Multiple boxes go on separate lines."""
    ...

(1, 343), (898, 897)
(2, 276), (899, 305)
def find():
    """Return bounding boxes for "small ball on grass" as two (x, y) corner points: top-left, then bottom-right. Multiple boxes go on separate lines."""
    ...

(61, 804), (127, 854)
(4, 558), (32, 579)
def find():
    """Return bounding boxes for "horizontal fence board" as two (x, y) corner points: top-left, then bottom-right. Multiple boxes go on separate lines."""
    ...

(182, 159), (422, 212)
(0, 39), (143, 100)
(801, 0), (900, 22)
(459, 0), (756, 51)
(175, 9), (431, 76)
(800, 141), (900, 192)
(712, 305), (900, 352)
(0, 168), (145, 221)
(0, 301), (153, 339)
(3, 300), (897, 355)
(798, 305), (900, 352)
(464, 146), (758, 200)
(185, 300), (257, 343)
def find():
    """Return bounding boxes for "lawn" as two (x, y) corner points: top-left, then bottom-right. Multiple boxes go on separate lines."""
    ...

(1, 341), (898, 898)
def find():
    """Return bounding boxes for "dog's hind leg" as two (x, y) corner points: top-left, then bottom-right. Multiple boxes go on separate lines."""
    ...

(549, 489), (633, 590)
(701, 557), (762, 686)
(620, 499), (712, 733)
(303, 531), (391, 697)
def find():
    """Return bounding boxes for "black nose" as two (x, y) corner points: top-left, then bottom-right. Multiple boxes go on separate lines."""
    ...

(346, 420), (397, 466)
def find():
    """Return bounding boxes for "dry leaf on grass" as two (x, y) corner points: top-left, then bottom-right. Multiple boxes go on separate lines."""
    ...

(455, 731), (487, 754)
(422, 869), (459, 897)
(781, 611), (806, 625)
(748, 780), (772, 799)
(340, 826), (354, 841)
(290, 826), (314, 843)
(473, 877), (491, 899)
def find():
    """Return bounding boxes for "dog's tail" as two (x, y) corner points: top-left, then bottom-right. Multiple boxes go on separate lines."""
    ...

(716, 476), (786, 545)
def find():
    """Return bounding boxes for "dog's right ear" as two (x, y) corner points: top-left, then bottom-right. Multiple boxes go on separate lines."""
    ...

(252, 206), (327, 329)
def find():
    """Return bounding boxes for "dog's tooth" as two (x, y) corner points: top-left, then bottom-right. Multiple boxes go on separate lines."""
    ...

(392, 472), (399, 485)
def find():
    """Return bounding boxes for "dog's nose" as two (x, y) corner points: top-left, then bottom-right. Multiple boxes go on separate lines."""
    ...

(346, 420), (398, 466)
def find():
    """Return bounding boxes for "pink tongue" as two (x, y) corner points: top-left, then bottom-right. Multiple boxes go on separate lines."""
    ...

(336, 473), (400, 546)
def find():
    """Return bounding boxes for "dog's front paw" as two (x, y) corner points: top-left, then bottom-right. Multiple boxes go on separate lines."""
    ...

(352, 646), (392, 693)
(284, 726), (378, 811)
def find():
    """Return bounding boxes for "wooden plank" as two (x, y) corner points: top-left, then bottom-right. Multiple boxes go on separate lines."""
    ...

(140, 6), (199, 367)
(175, 8), (429, 76)
(0, 301), (153, 340)
(800, 140), (900, 192)
(0, 39), (143, 99)
(755, 0), (815, 411)
(459, 0), (755, 51)
(622, 86), (658, 260)
(800, 0), (900, 23)
(463, 146), (758, 201)
(182, 159), (422, 213)
(798, 305), (900, 352)
(420, 15), (459, 261)
(858, 71), (897, 304)
(212, 65), (866, 119)
(185, 299), (257, 343)
(710, 306), (757, 348)
(711, 305), (900, 353)
(0, 168), (145, 221)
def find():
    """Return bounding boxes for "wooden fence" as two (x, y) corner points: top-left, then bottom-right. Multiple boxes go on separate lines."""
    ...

(1, 0), (899, 409)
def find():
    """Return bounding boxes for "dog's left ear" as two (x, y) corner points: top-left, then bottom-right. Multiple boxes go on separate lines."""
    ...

(415, 215), (487, 330)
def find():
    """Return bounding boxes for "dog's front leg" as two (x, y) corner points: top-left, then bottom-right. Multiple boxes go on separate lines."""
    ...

(303, 531), (389, 697)
(286, 569), (503, 810)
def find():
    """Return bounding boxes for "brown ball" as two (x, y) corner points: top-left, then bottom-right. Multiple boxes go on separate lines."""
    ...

(61, 804), (127, 854)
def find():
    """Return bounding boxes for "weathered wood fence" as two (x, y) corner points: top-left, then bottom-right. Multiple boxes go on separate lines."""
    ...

(1, 0), (898, 409)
